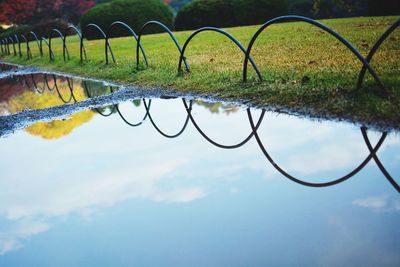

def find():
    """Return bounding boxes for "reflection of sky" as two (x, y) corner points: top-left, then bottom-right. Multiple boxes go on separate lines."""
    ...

(0, 99), (399, 266)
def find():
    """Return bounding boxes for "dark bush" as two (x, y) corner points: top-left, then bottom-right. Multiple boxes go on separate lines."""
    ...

(175, 0), (236, 30)
(175, 0), (288, 31)
(0, 25), (31, 41)
(0, 20), (70, 42)
(288, 0), (314, 17)
(80, 0), (174, 40)
(32, 20), (71, 38)
(368, 0), (400, 16)
(233, 0), (289, 25)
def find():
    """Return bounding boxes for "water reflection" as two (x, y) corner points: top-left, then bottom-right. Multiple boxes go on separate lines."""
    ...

(0, 72), (399, 193)
(0, 70), (399, 266)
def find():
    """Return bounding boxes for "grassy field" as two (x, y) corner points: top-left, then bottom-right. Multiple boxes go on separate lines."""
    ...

(1, 16), (400, 128)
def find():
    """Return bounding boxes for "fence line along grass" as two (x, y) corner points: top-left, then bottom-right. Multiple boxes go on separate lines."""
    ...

(1, 16), (400, 127)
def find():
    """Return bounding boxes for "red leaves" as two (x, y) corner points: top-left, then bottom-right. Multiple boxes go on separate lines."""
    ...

(0, 0), (95, 25)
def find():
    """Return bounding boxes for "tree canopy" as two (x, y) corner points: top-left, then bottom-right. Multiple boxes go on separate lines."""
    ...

(0, 0), (95, 25)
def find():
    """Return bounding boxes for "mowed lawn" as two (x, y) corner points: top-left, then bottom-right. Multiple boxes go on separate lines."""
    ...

(2, 16), (400, 127)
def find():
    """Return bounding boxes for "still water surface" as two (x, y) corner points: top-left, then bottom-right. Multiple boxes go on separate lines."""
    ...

(0, 66), (399, 266)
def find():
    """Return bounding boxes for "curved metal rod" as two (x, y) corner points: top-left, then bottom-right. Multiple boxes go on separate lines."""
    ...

(21, 73), (33, 88)
(29, 73), (46, 93)
(65, 77), (78, 102)
(49, 29), (68, 61)
(247, 108), (387, 188)
(142, 99), (191, 138)
(2, 39), (7, 56)
(136, 20), (186, 70)
(14, 35), (22, 57)
(5, 38), (10, 55)
(16, 74), (25, 86)
(357, 19), (400, 90)
(0, 40), (4, 56)
(20, 34), (32, 59)
(178, 27), (262, 80)
(115, 99), (150, 127)
(40, 37), (55, 61)
(2, 39), (7, 55)
(361, 127), (400, 193)
(8, 37), (16, 56)
(0, 40), (3, 55)
(83, 23), (114, 64)
(43, 73), (57, 91)
(243, 15), (386, 92)
(29, 31), (43, 57)
(63, 26), (87, 61)
(106, 21), (144, 65)
(182, 99), (265, 149)
(53, 75), (75, 103)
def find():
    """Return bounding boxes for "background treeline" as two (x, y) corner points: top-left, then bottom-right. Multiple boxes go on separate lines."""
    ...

(0, 0), (398, 40)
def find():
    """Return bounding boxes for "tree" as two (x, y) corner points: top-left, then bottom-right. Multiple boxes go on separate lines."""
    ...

(54, 0), (96, 24)
(0, 0), (95, 25)
(0, 0), (37, 25)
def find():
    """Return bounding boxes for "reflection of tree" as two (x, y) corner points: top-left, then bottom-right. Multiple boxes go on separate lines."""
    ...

(132, 99), (141, 107)
(25, 110), (94, 140)
(83, 80), (115, 98)
(9, 77), (88, 112)
(82, 80), (120, 115)
(8, 80), (95, 140)
(194, 100), (239, 115)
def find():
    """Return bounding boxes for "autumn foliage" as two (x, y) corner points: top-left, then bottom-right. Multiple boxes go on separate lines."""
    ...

(0, 0), (95, 25)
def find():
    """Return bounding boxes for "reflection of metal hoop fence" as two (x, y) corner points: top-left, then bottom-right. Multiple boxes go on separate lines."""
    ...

(11, 72), (400, 194)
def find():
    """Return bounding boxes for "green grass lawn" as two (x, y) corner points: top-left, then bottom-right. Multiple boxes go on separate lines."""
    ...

(1, 16), (400, 128)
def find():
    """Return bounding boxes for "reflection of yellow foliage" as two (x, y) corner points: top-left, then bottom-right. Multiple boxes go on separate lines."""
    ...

(26, 110), (94, 140)
(8, 80), (88, 113)
(8, 79), (95, 140)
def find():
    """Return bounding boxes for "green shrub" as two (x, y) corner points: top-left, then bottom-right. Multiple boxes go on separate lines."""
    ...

(288, 0), (314, 17)
(80, 0), (174, 40)
(0, 20), (70, 41)
(0, 25), (31, 41)
(175, 0), (288, 31)
(175, 0), (236, 30)
(368, 0), (400, 16)
(232, 0), (289, 25)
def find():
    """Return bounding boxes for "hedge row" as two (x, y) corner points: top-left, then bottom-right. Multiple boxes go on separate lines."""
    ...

(80, 0), (287, 37)
(3, 0), (398, 42)
(0, 20), (70, 42)
(80, 0), (174, 40)
(175, 0), (288, 30)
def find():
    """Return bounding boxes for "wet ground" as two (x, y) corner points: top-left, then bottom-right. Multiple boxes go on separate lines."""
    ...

(0, 64), (399, 266)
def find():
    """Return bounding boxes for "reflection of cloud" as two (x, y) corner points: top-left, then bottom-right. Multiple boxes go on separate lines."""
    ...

(1, 98), (400, 257)
(0, 156), (207, 255)
(353, 196), (388, 209)
(258, 115), (400, 176)
(0, 220), (49, 255)
(229, 188), (240, 194)
(0, 239), (20, 256)
(153, 188), (207, 203)
(353, 195), (400, 212)
(1, 159), (207, 221)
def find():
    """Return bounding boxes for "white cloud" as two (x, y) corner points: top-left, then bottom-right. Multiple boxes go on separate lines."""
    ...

(353, 196), (388, 209)
(0, 220), (50, 255)
(353, 195), (400, 212)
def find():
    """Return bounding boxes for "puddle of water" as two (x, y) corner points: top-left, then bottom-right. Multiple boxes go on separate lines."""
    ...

(0, 66), (399, 266)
